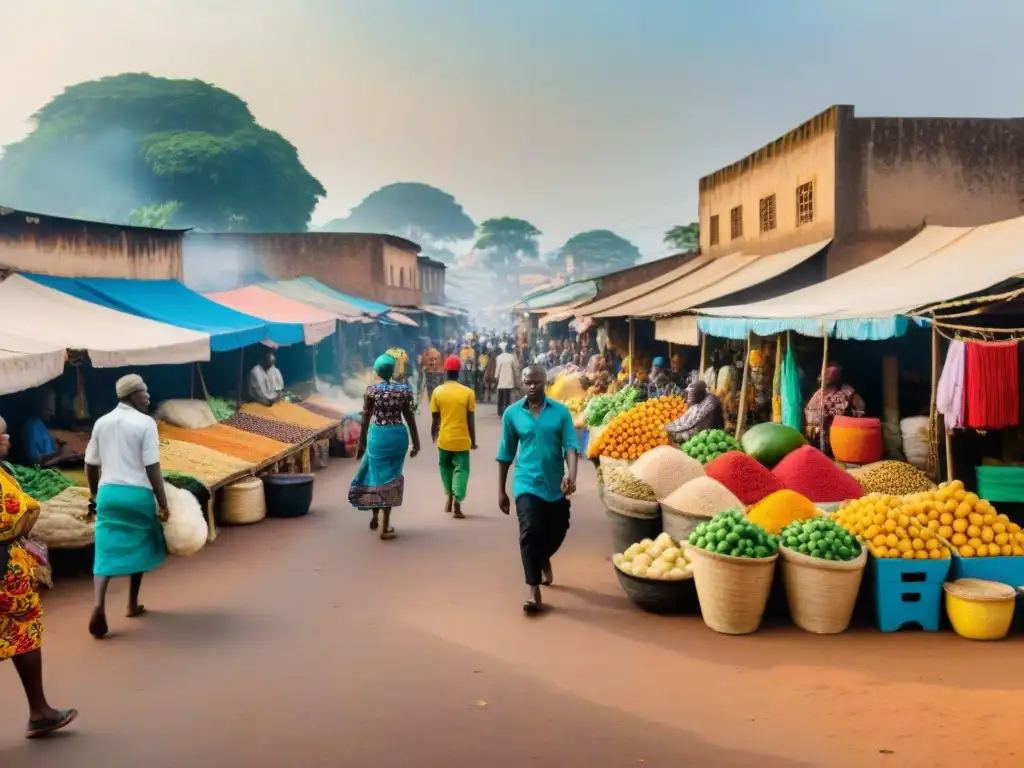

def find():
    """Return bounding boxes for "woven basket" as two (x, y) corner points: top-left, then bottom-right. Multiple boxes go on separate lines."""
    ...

(686, 545), (778, 635)
(220, 477), (267, 525)
(602, 489), (659, 519)
(779, 545), (867, 634)
(661, 504), (711, 544)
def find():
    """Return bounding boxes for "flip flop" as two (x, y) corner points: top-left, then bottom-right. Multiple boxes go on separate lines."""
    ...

(380, 527), (396, 540)
(126, 605), (147, 618)
(453, 511), (466, 519)
(522, 599), (543, 615)
(26, 708), (78, 739)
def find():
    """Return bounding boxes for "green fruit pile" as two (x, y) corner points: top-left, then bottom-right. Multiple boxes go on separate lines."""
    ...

(688, 509), (778, 559)
(780, 517), (862, 562)
(680, 429), (742, 464)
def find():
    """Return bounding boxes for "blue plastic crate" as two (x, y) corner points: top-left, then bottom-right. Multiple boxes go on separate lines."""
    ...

(949, 555), (1024, 588)
(872, 555), (951, 632)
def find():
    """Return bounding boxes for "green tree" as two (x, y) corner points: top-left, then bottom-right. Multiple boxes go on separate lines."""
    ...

(664, 222), (700, 252)
(559, 230), (641, 276)
(321, 182), (475, 245)
(128, 200), (181, 228)
(0, 73), (325, 231)
(473, 217), (542, 295)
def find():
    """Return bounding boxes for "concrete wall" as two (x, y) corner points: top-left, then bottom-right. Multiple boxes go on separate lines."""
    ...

(419, 258), (447, 304)
(698, 107), (838, 258)
(183, 232), (421, 305)
(0, 207), (183, 279)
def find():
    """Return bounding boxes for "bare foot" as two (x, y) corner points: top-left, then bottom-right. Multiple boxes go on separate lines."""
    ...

(88, 608), (108, 639)
(453, 501), (465, 519)
(444, 496), (453, 515)
(541, 561), (553, 586)
(126, 605), (147, 618)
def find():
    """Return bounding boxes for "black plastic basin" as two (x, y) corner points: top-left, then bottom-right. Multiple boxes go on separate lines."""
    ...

(263, 473), (314, 518)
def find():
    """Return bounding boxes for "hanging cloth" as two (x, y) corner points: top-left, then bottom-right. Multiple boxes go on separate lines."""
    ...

(936, 340), (966, 429)
(964, 341), (1019, 430)
(781, 339), (803, 431)
(771, 335), (783, 423)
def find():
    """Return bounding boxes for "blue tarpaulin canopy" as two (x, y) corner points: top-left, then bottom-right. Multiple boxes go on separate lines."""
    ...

(27, 275), (304, 351)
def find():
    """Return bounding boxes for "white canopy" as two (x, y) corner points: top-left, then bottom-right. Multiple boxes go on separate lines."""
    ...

(1, 274), (210, 367)
(0, 333), (67, 396)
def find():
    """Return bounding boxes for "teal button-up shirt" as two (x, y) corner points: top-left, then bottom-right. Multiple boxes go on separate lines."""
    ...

(497, 397), (579, 503)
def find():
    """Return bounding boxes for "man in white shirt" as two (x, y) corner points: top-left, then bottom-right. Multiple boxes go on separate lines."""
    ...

(494, 344), (520, 417)
(85, 374), (170, 640)
(248, 348), (284, 406)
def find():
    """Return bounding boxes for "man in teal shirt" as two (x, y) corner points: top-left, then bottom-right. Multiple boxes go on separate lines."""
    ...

(497, 364), (579, 614)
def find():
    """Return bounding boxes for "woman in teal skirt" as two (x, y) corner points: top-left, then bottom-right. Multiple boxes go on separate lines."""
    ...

(349, 354), (421, 540)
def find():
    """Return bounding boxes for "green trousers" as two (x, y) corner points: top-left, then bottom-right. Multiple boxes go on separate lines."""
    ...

(438, 449), (471, 502)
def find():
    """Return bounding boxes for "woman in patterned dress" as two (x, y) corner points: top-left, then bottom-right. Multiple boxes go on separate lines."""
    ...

(1, 413), (77, 738)
(348, 354), (421, 540)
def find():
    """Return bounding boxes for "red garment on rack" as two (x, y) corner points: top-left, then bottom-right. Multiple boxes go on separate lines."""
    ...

(964, 341), (1019, 429)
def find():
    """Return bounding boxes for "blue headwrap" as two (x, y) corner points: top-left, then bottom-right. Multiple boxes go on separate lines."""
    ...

(652, 356), (667, 368)
(374, 353), (396, 381)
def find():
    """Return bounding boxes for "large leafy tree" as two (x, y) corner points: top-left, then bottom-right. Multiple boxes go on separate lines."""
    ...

(473, 217), (542, 295)
(664, 222), (700, 252)
(558, 230), (642, 276)
(0, 73), (325, 231)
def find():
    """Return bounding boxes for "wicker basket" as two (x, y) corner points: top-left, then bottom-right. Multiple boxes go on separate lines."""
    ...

(220, 477), (267, 525)
(614, 565), (699, 615)
(661, 504), (711, 544)
(602, 488), (660, 518)
(779, 545), (867, 634)
(686, 545), (778, 635)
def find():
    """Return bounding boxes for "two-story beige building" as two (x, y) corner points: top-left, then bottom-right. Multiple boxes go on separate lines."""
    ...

(700, 105), (1024, 278)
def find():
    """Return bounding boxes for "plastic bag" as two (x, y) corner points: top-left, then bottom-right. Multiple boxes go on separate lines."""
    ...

(163, 485), (208, 557)
(154, 399), (218, 430)
(781, 342), (802, 432)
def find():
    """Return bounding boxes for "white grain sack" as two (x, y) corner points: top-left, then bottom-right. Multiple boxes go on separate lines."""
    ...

(661, 476), (743, 520)
(630, 446), (705, 501)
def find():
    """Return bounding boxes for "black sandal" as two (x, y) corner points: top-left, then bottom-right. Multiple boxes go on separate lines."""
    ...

(522, 599), (543, 615)
(26, 708), (78, 739)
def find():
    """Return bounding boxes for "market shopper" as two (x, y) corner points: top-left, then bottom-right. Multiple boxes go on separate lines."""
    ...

(497, 364), (579, 614)
(20, 388), (83, 467)
(431, 356), (477, 519)
(247, 348), (284, 405)
(805, 363), (866, 457)
(349, 354), (421, 540)
(420, 341), (445, 402)
(0, 414), (78, 738)
(494, 344), (520, 417)
(644, 357), (680, 400)
(85, 374), (170, 640)
(666, 380), (725, 444)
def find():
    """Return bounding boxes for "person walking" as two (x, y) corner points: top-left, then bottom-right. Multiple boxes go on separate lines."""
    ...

(430, 355), (477, 519)
(0, 413), (78, 738)
(349, 354), (421, 540)
(497, 364), (579, 614)
(494, 344), (519, 417)
(86, 375), (170, 640)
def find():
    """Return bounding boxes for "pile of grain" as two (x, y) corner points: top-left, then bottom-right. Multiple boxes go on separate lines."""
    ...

(241, 401), (340, 431)
(157, 421), (290, 464)
(856, 460), (935, 495)
(630, 445), (704, 501)
(661, 476), (743, 520)
(224, 412), (318, 444)
(603, 465), (657, 501)
(35, 486), (95, 549)
(771, 446), (865, 503)
(704, 451), (784, 506)
(158, 438), (254, 486)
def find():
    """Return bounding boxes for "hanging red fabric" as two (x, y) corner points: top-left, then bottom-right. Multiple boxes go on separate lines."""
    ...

(964, 341), (1019, 429)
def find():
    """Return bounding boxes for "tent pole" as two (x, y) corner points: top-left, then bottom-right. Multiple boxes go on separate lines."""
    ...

(190, 362), (195, 400)
(627, 319), (635, 384)
(735, 331), (752, 439)
(698, 332), (707, 379)
(819, 330), (830, 453)
(237, 349), (245, 409)
(929, 323), (940, 480)
(945, 428), (955, 483)
(196, 362), (210, 401)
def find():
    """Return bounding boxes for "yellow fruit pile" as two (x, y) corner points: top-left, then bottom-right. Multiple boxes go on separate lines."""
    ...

(904, 480), (1024, 558)
(587, 395), (686, 460)
(835, 493), (951, 560)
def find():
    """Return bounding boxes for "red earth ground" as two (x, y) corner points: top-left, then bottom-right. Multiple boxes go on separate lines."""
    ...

(1, 402), (1021, 767)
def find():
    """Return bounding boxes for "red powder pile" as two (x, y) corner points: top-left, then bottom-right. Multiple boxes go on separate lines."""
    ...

(771, 445), (865, 503)
(704, 451), (784, 506)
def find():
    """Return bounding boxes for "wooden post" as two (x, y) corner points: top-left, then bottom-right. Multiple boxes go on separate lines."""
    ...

(735, 331), (753, 439)
(627, 319), (635, 384)
(698, 332), (707, 377)
(190, 363), (195, 399)
(819, 331), (830, 453)
(929, 323), (940, 479)
(206, 494), (218, 543)
(945, 428), (955, 483)
(237, 349), (245, 409)
(196, 363), (210, 401)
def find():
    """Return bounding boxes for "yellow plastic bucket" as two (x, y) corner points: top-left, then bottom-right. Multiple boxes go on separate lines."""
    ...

(943, 578), (1016, 641)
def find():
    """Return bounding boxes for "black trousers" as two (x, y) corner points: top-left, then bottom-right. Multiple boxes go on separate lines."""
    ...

(497, 388), (515, 417)
(515, 494), (571, 586)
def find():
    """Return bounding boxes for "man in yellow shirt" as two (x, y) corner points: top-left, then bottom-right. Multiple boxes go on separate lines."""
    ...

(430, 355), (477, 519)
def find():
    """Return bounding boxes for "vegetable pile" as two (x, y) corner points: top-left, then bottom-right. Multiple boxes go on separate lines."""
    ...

(741, 422), (807, 467)
(614, 533), (692, 580)
(9, 464), (75, 502)
(583, 387), (642, 427)
(587, 395), (686, 460)
(904, 480), (1024, 558)
(834, 494), (951, 560)
(207, 397), (236, 422)
(687, 509), (779, 559)
(781, 517), (862, 562)
(602, 466), (657, 502)
(680, 429), (742, 464)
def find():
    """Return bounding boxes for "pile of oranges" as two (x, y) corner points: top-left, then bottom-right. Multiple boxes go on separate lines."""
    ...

(588, 395), (686, 460)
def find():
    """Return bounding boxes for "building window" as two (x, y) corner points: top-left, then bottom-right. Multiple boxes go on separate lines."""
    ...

(796, 182), (814, 225)
(709, 215), (720, 246)
(399, 267), (406, 288)
(389, 265), (395, 285)
(759, 195), (777, 232)
(730, 205), (743, 240)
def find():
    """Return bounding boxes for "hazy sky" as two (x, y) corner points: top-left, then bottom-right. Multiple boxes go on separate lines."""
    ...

(1, 0), (1022, 258)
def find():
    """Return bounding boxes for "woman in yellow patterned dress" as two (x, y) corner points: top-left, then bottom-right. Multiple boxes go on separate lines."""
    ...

(1, 414), (77, 738)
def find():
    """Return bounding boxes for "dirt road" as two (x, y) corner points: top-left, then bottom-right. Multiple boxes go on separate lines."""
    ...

(1, 403), (1021, 767)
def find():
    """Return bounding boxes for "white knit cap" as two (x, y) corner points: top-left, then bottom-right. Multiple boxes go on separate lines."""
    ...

(115, 374), (147, 399)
